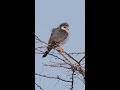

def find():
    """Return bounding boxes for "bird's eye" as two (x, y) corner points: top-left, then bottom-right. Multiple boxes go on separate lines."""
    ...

(64, 26), (66, 28)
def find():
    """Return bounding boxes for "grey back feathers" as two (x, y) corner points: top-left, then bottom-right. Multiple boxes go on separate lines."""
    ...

(48, 27), (69, 46)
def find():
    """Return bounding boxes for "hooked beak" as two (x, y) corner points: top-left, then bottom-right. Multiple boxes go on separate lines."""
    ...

(66, 26), (69, 30)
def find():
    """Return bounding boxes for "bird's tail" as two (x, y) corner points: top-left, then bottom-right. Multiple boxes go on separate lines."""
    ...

(42, 50), (50, 57)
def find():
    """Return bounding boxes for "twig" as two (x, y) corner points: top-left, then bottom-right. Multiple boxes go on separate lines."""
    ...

(35, 83), (44, 90)
(79, 56), (85, 63)
(35, 73), (72, 83)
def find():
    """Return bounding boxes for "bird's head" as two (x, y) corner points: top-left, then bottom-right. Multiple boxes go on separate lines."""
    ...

(60, 23), (69, 31)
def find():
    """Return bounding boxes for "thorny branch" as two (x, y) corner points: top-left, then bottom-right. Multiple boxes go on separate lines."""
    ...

(35, 35), (85, 90)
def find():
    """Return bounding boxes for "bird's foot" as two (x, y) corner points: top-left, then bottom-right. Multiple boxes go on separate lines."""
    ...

(59, 47), (64, 54)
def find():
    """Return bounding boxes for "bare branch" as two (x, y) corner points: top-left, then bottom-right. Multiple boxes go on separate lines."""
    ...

(43, 63), (71, 70)
(79, 56), (85, 63)
(35, 35), (85, 90)
(71, 70), (74, 90)
(35, 73), (72, 83)
(35, 83), (44, 90)
(64, 52), (80, 64)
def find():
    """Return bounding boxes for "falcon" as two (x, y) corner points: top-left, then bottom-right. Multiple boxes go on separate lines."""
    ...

(42, 23), (70, 57)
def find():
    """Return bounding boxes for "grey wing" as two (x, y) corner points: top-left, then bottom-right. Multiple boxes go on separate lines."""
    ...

(48, 28), (56, 44)
(59, 33), (69, 46)
(52, 30), (68, 43)
(48, 29), (68, 45)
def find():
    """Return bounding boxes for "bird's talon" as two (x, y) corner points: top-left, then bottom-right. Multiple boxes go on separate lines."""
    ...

(59, 48), (64, 54)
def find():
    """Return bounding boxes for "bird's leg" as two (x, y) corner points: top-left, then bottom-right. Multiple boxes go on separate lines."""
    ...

(59, 47), (64, 54)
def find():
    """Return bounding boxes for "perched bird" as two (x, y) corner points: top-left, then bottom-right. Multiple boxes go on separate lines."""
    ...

(42, 23), (70, 57)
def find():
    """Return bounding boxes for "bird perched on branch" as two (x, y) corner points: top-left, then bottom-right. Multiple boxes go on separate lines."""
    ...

(42, 23), (70, 57)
